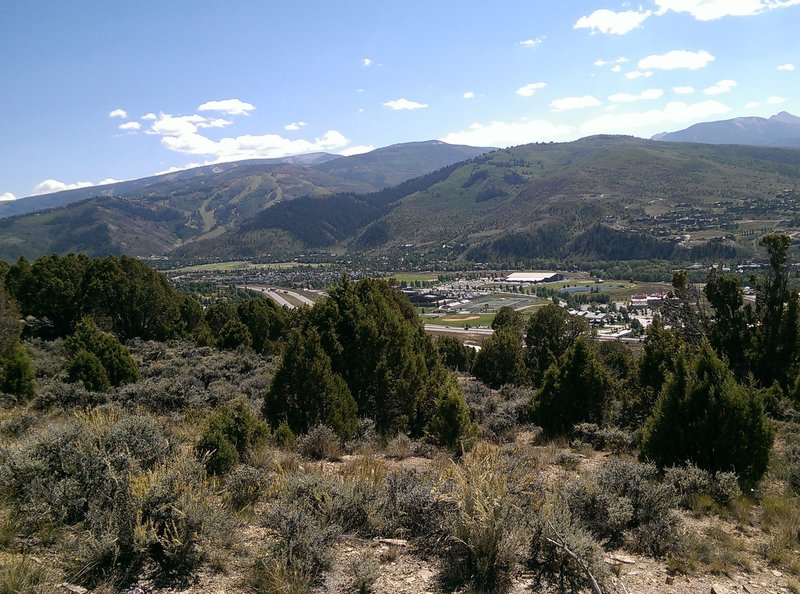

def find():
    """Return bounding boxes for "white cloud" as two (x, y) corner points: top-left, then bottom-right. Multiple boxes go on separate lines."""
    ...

(0, 192), (16, 201)
(778, 63), (796, 71)
(655, 0), (800, 21)
(580, 100), (731, 136)
(673, 85), (696, 94)
(141, 113), (157, 120)
(284, 121), (309, 131)
(463, 91), (475, 99)
(119, 121), (141, 131)
(362, 58), (373, 67)
(197, 99), (255, 115)
(608, 88), (664, 103)
(518, 38), (543, 47)
(439, 119), (574, 147)
(746, 101), (761, 108)
(767, 96), (789, 104)
(575, 9), (652, 35)
(159, 129), (350, 160)
(611, 65), (623, 73)
(108, 108), (127, 118)
(551, 95), (602, 111)
(639, 49), (715, 70)
(703, 79), (738, 95)
(31, 177), (122, 196)
(626, 70), (653, 79)
(594, 57), (629, 66)
(197, 118), (233, 128)
(516, 82), (547, 97)
(150, 114), (207, 136)
(383, 98), (428, 110)
(339, 145), (375, 156)
(32, 179), (94, 195)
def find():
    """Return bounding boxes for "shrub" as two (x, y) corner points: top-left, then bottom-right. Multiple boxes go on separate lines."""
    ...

(216, 318), (252, 350)
(272, 421), (297, 450)
(0, 344), (37, 399)
(226, 464), (266, 510)
(260, 504), (340, 587)
(471, 327), (527, 389)
(429, 374), (477, 449)
(439, 443), (525, 594)
(385, 433), (414, 459)
(33, 378), (103, 410)
(527, 509), (609, 594)
(297, 424), (342, 461)
(664, 464), (742, 509)
(65, 318), (140, 387)
(66, 349), (110, 392)
(196, 399), (269, 475)
(641, 344), (773, 487)
(348, 553), (379, 594)
(571, 423), (635, 453)
(382, 469), (445, 539)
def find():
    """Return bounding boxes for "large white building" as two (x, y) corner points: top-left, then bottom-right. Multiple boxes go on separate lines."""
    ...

(505, 271), (564, 284)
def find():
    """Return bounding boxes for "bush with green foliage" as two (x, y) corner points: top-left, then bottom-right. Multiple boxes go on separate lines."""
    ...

(226, 464), (267, 509)
(525, 304), (589, 385)
(435, 335), (474, 372)
(196, 399), (269, 475)
(66, 349), (110, 392)
(0, 344), (36, 399)
(530, 338), (614, 436)
(641, 343), (773, 487)
(216, 318), (252, 350)
(265, 328), (357, 439)
(471, 327), (527, 389)
(65, 317), (140, 387)
(429, 371), (477, 449)
(238, 297), (287, 354)
(297, 424), (343, 461)
(663, 463), (741, 508)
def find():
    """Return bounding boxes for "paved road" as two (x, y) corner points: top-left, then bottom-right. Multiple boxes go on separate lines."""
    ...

(285, 289), (315, 306)
(238, 285), (295, 308)
(423, 324), (494, 336)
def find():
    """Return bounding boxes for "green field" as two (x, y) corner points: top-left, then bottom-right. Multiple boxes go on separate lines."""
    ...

(424, 313), (496, 328)
(384, 272), (440, 283)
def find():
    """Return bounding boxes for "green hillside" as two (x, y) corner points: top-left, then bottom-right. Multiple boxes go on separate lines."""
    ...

(192, 136), (800, 262)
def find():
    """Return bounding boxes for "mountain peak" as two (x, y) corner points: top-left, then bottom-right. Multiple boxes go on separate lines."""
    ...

(769, 111), (800, 125)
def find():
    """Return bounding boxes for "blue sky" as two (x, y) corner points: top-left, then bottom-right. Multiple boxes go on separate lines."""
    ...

(1, 0), (798, 201)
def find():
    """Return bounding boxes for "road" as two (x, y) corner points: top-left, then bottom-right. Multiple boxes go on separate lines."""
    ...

(423, 324), (494, 336)
(237, 285), (295, 308)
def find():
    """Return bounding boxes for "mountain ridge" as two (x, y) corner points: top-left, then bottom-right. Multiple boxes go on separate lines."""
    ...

(652, 111), (800, 147)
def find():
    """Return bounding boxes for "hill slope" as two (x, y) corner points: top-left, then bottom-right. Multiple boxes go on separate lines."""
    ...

(189, 136), (800, 262)
(653, 111), (800, 148)
(0, 141), (492, 261)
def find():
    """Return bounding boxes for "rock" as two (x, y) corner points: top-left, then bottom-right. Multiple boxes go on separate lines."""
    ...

(59, 585), (89, 594)
(377, 538), (409, 547)
(770, 569), (783, 577)
(666, 575), (674, 585)
(611, 554), (636, 564)
(743, 585), (757, 594)
(711, 584), (729, 594)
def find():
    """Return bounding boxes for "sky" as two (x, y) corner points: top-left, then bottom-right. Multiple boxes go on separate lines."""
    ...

(1, 0), (798, 201)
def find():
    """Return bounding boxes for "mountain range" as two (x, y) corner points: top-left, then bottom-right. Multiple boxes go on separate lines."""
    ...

(653, 111), (800, 148)
(3, 124), (800, 265)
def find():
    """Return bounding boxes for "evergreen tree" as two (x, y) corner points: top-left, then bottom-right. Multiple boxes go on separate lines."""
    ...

(436, 335), (474, 372)
(471, 327), (527, 389)
(0, 344), (36, 399)
(65, 318), (140, 387)
(641, 343), (773, 486)
(66, 350), (111, 392)
(492, 305), (523, 334)
(428, 370), (476, 449)
(216, 319), (252, 350)
(525, 304), (588, 385)
(264, 328), (357, 439)
(637, 316), (681, 418)
(704, 269), (752, 379)
(530, 338), (613, 435)
(237, 297), (286, 354)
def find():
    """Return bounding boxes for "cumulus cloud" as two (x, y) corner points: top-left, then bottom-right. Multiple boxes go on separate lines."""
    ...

(339, 145), (375, 156)
(439, 119), (574, 147)
(119, 121), (141, 131)
(159, 129), (350, 161)
(518, 38), (543, 47)
(704, 79), (738, 95)
(141, 113), (157, 120)
(746, 101), (761, 108)
(608, 88), (664, 103)
(655, 0), (800, 21)
(197, 99), (255, 115)
(673, 85), (696, 94)
(197, 118), (233, 128)
(383, 98), (428, 110)
(580, 100), (731, 136)
(284, 121), (309, 131)
(0, 192), (16, 201)
(108, 108), (127, 118)
(594, 57), (629, 66)
(516, 82), (547, 97)
(551, 95), (602, 111)
(612, 65), (623, 73)
(778, 63), (796, 71)
(626, 70), (653, 79)
(767, 96), (789, 104)
(362, 58), (373, 67)
(463, 91), (476, 99)
(639, 49), (715, 70)
(575, 9), (652, 34)
(150, 114), (207, 136)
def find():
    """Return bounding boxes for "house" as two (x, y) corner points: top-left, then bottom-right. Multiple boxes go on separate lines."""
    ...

(505, 271), (564, 284)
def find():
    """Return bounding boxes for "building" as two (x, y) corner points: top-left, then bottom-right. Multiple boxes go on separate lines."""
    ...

(505, 271), (564, 284)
